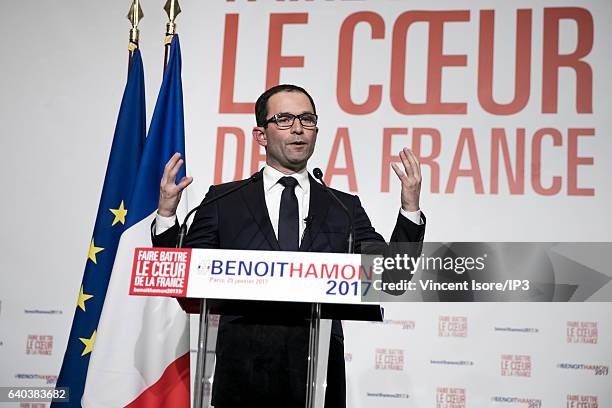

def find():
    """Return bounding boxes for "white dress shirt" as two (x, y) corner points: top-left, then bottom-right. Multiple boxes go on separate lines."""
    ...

(154, 166), (423, 239)
(263, 166), (310, 243)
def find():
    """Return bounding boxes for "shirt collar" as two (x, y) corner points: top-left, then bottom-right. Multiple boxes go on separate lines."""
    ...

(263, 165), (309, 192)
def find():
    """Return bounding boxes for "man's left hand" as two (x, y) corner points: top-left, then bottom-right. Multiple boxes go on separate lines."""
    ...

(391, 147), (422, 212)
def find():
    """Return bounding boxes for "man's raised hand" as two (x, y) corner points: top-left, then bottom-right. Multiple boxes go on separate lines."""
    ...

(158, 152), (193, 217)
(391, 148), (422, 212)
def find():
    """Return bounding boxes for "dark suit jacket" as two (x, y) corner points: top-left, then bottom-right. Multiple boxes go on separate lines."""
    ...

(152, 171), (425, 407)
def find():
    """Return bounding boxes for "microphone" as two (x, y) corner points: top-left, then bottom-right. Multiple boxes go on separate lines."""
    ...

(176, 171), (261, 248)
(313, 168), (354, 254)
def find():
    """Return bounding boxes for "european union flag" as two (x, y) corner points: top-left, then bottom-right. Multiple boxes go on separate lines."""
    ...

(53, 49), (146, 407)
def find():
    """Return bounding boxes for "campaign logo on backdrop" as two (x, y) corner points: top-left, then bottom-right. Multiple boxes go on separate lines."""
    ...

(365, 391), (410, 399)
(430, 359), (474, 367)
(439, 316), (468, 337)
(375, 348), (404, 370)
(566, 394), (598, 407)
(494, 326), (539, 334)
(23, 309), (63, 315)
(14, 374), (57, 384)
(557, 362), (609, 376)
(491, 396), (542, 407)
(567, 321), (598, 344)
(436, 387), (466, 408)
(501, 355), (531, 377)
(25, 335), (53, 356)
(373, 319), (416, 331)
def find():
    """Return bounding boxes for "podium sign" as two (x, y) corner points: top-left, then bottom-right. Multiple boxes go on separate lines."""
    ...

(130, 247), (366, 304)
(129, 247), (382, 408)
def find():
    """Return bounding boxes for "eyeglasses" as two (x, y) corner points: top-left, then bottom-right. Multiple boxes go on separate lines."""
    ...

(263, 112), (318, 129)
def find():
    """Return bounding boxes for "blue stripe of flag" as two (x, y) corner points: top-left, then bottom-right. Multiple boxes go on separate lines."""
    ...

(128, 35), (185, 226)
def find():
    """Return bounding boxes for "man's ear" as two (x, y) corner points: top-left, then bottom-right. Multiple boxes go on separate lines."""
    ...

(253, 127), (267, 147)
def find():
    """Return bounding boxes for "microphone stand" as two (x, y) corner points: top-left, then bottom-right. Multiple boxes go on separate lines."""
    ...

(313, 168), (354, 255)
(304, 168), (355, 408)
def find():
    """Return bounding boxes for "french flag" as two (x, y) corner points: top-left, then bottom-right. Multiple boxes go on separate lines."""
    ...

(82, 35), (190, 407)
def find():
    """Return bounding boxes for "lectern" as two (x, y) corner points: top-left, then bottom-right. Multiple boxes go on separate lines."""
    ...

(130, 247), (383, 408)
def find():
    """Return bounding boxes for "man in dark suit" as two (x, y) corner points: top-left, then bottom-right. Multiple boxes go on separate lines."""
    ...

(152, 84), (425, 407)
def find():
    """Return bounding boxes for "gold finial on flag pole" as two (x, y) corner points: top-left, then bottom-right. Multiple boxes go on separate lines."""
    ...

(127, 0), (144, 60)
(163, 0), (181, 70)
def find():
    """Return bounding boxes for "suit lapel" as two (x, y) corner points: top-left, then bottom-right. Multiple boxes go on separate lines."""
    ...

(300, 175), (331, 251)
(241, 172), (280, 251)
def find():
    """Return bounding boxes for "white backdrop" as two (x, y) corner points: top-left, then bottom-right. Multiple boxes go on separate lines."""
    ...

(1, 1), (611, 407)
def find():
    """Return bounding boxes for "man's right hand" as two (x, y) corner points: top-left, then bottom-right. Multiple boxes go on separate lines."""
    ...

(158, 152), (193, 217)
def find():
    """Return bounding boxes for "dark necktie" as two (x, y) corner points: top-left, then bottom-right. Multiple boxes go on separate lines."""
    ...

(278, 176), (299, 251)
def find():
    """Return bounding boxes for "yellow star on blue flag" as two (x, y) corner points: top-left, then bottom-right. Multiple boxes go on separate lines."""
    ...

(109, 200), (128, 226)
(87, 239), (104, 264)
(79, 330), (96, 356)
(77, 285), (94, 312)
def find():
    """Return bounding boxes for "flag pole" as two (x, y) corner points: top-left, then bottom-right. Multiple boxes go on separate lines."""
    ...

(162, 3), (204, 405)
(163, 2), (200, 405)
(163, 0), (181, 71)
(127, 0), (143, 65)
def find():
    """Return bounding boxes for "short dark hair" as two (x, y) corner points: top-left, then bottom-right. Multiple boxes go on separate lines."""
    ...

(255, 84), (317, 127)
